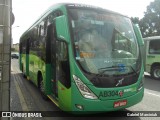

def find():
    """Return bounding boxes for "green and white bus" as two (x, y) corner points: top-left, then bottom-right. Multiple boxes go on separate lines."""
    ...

(19, 3), (144, 112)
(143, 36), (160, 80)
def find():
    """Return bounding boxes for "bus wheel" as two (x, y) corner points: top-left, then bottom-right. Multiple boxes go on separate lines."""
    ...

(151, 66), (160, 80)
(39, 75), (48, 100)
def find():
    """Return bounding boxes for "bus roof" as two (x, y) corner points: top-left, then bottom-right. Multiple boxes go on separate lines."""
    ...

(47, 3), (128, 17)
(20, 3), (129, 41)
(143, 36), (160, 41)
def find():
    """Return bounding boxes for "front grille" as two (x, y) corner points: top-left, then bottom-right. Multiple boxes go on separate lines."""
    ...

(87, 72), (139, 88)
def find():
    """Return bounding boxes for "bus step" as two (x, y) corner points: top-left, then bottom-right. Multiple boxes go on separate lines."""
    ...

(47, 95), (59, 107)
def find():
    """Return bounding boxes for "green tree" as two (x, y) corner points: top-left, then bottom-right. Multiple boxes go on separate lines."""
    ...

(130, 17), (145, 37)
(131, 17), (140, 24)
(140, 0), (160, 37)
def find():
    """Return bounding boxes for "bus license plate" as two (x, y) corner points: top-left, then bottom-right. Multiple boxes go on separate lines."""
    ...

(114, 100), (127, 108)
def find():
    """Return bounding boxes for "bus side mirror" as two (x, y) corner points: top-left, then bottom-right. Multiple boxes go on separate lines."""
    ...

(55, 15), (69, 43)
(133, 24), (144, 46)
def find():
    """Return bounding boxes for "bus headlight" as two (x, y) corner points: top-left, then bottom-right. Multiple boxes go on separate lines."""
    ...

(73, 75), (98, 100)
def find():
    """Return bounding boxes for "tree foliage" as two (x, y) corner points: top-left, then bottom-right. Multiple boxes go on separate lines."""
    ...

(131, 0), (160, 37)
(131, 17), (140, 25)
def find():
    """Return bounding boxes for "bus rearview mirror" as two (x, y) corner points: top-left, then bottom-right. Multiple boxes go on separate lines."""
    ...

(55, 15), (69, 42)
(133, 24), (144, 46)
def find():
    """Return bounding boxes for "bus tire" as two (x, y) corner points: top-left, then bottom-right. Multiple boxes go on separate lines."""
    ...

(39, 74), (48, 100)
(151, 66), (160, 80)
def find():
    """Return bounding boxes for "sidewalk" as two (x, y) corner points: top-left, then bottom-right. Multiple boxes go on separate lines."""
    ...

(10, 71), (26, 111)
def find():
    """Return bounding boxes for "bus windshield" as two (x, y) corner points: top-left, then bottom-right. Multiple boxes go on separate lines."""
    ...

(69, 8), (140, 76)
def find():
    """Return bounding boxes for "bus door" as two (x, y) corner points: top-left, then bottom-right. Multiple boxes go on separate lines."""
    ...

(46, 23), (57, 97)
(48, 23), (69, 97)
(46, 23), (58, 97)
(53, 41), (70, 97)
(47, 23), (71, 98)
(50, 40), (57, 97)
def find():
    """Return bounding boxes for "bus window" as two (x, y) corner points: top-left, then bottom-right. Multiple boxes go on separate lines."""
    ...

(149, 40), (160, 54)
(112, 28), (136, 57)
(56, 41), (71, 88)
(70, 8), (139, 75)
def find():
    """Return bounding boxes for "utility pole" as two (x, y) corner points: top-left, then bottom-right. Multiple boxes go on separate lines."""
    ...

(0, 0), (13, 119)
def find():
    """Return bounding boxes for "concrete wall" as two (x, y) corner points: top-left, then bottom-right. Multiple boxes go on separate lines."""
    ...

(0, 0), (12, 116)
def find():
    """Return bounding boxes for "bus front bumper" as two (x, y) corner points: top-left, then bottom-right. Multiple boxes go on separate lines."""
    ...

(73, 88), (144, 112)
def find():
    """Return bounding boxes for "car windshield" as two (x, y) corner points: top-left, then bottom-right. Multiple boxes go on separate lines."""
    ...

(69, 8), (140, 75)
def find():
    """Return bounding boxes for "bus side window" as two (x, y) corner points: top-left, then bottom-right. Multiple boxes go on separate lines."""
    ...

(56, 41), (71, 88)
(149, 40), (160, 54)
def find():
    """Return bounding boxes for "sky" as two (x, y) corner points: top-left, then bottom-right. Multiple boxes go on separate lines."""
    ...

(12, 0), (154, 44)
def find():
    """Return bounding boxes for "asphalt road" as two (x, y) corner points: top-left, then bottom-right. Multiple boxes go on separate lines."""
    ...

(10, 59), (160, 120)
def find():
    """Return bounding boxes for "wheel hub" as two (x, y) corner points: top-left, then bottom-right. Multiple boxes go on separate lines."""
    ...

(153, 69), (160, 78)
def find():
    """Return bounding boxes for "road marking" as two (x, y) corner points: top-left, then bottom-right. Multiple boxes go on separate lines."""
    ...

(145, 91), (160, 98)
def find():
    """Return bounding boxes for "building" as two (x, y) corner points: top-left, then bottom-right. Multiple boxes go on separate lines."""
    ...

(12, 43), (19, 51)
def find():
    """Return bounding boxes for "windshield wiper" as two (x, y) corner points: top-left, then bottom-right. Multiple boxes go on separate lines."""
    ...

(91, 65), (138, 81)
(98, 66), (119, 70)
(91, 66), (119, 81)
(127, 65), (138, 75)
